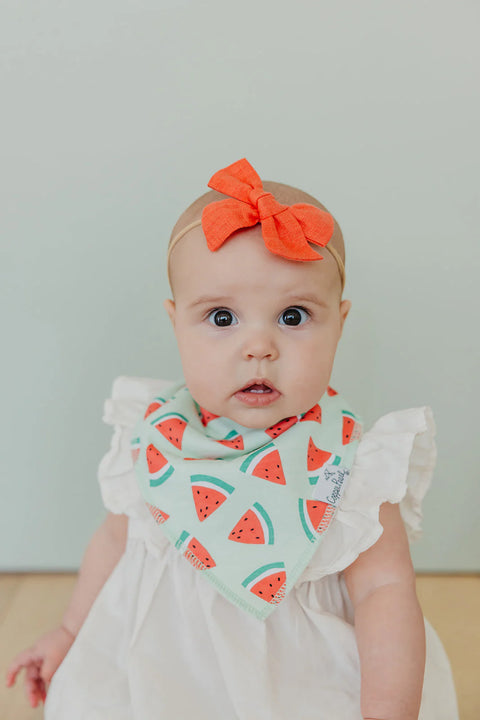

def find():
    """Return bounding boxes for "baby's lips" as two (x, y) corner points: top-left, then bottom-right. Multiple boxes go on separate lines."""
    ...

(237, 377), (278, 393)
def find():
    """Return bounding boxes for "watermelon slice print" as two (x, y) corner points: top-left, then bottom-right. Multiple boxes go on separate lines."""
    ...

(143, 397), (166, 420)
(265, 415), (298, 439)
(240, 443), (286, 485)
(217, 430), (244, 450)
(342, 411), (362, 445)
(198, 406), (219, 426)
(229, 502), (274, 544)
(191, 474), (235, 521)
(300, 403), (322, 424)
(327, 386), (338, 396)
(146, 503), (170, 524)
(307, 437), (341, 485)
(175, 530), (216, 569)
(242, 562), (286, 604)
(146, 443), (174, 487)
(153, 412), (188, 449)
(130, 437), (141, 464)
(299, 498), (335, 542)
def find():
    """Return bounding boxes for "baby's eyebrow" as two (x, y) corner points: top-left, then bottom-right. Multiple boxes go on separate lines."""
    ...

(187, 295), (235, 309)
(187, 292), (329, 309)
(285, 293), (330, 308)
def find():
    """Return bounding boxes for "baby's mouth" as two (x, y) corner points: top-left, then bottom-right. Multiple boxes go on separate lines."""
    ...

(234, 380), (280, 406)
(236, 378), (279, 394)
(242, 384), (273, 394)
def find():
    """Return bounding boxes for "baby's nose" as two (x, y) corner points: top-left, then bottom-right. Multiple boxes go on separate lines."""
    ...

(241, 329), (279, 361)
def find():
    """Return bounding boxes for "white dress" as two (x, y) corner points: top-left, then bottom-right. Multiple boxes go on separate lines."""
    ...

(45, 376), (459, 720)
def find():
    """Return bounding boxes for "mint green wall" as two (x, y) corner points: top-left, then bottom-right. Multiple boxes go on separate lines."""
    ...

(1, 1), (478, 571)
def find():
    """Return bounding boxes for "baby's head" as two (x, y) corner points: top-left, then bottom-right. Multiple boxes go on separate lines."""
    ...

(164, 160), (351, 429)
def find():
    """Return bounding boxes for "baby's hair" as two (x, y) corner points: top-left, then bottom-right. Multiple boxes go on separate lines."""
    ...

(167, 181), (346, 297)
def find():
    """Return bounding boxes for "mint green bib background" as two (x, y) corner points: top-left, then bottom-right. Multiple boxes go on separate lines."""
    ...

(132, 381), (362, 621)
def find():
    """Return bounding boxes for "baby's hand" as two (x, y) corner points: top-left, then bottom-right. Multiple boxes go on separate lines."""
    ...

(5, 625), (75, 707)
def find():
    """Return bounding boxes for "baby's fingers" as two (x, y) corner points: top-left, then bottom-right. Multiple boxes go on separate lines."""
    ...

(5, 649), (40, 687)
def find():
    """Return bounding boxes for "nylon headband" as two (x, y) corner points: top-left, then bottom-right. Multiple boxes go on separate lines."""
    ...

(167, 220), (346, 293)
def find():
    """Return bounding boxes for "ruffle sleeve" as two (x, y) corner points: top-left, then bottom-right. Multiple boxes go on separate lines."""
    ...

(297, 406), (437, 584)
(97, 376), (173, 521)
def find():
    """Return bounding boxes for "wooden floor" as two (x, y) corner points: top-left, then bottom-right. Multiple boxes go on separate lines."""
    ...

(0, 574), (478, 719)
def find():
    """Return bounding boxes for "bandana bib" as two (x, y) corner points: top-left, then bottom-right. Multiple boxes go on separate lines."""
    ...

(131, 381), (362, 621)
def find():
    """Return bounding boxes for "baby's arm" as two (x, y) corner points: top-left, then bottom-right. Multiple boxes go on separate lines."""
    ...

(61, 511), (128, 636)
(6, 512), (128, 707)
(342, 501), (425, 720)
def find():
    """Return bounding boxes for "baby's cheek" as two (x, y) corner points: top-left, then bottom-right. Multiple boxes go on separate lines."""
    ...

(296, 345), (334, 395)
(180, 359), (220, 406)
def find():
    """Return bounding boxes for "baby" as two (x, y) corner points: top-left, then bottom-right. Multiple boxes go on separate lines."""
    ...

(6, 159), (458, 719)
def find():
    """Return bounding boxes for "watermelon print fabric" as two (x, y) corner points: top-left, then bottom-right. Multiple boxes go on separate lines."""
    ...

(131, 380), (363, 621)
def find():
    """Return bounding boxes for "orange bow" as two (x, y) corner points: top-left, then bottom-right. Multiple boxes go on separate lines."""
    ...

(201, 158), (334, 261)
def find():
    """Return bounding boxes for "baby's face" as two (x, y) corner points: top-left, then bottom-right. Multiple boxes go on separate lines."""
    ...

(164, 225), (351, 429)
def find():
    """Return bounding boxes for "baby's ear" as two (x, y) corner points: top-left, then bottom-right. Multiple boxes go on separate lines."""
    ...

(339, 299), (351, 334)
(163, 299), (176, 328)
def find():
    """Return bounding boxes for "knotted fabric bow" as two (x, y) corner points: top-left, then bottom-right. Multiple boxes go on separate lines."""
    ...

(201, 158), (335, 261)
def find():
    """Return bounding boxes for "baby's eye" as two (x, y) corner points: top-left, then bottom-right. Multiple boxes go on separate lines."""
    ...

(278, 306), (310, 326)
(207, 309), (238, 327)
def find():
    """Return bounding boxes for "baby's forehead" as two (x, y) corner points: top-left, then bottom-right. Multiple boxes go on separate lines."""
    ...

(169, 223), (341, 304)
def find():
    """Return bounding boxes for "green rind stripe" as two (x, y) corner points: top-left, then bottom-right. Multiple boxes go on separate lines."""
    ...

(149, 464), (174, 487)
(190, 474), (235, 494)
(222, 429), (238, 440)
(242, 561), (285, 587)
(298, 498), (316, 543)
(253, 502), (274, 544)
(239, 442), (275, 473)
(175, 529), (190, 550)
(342, 410), (356, 420)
